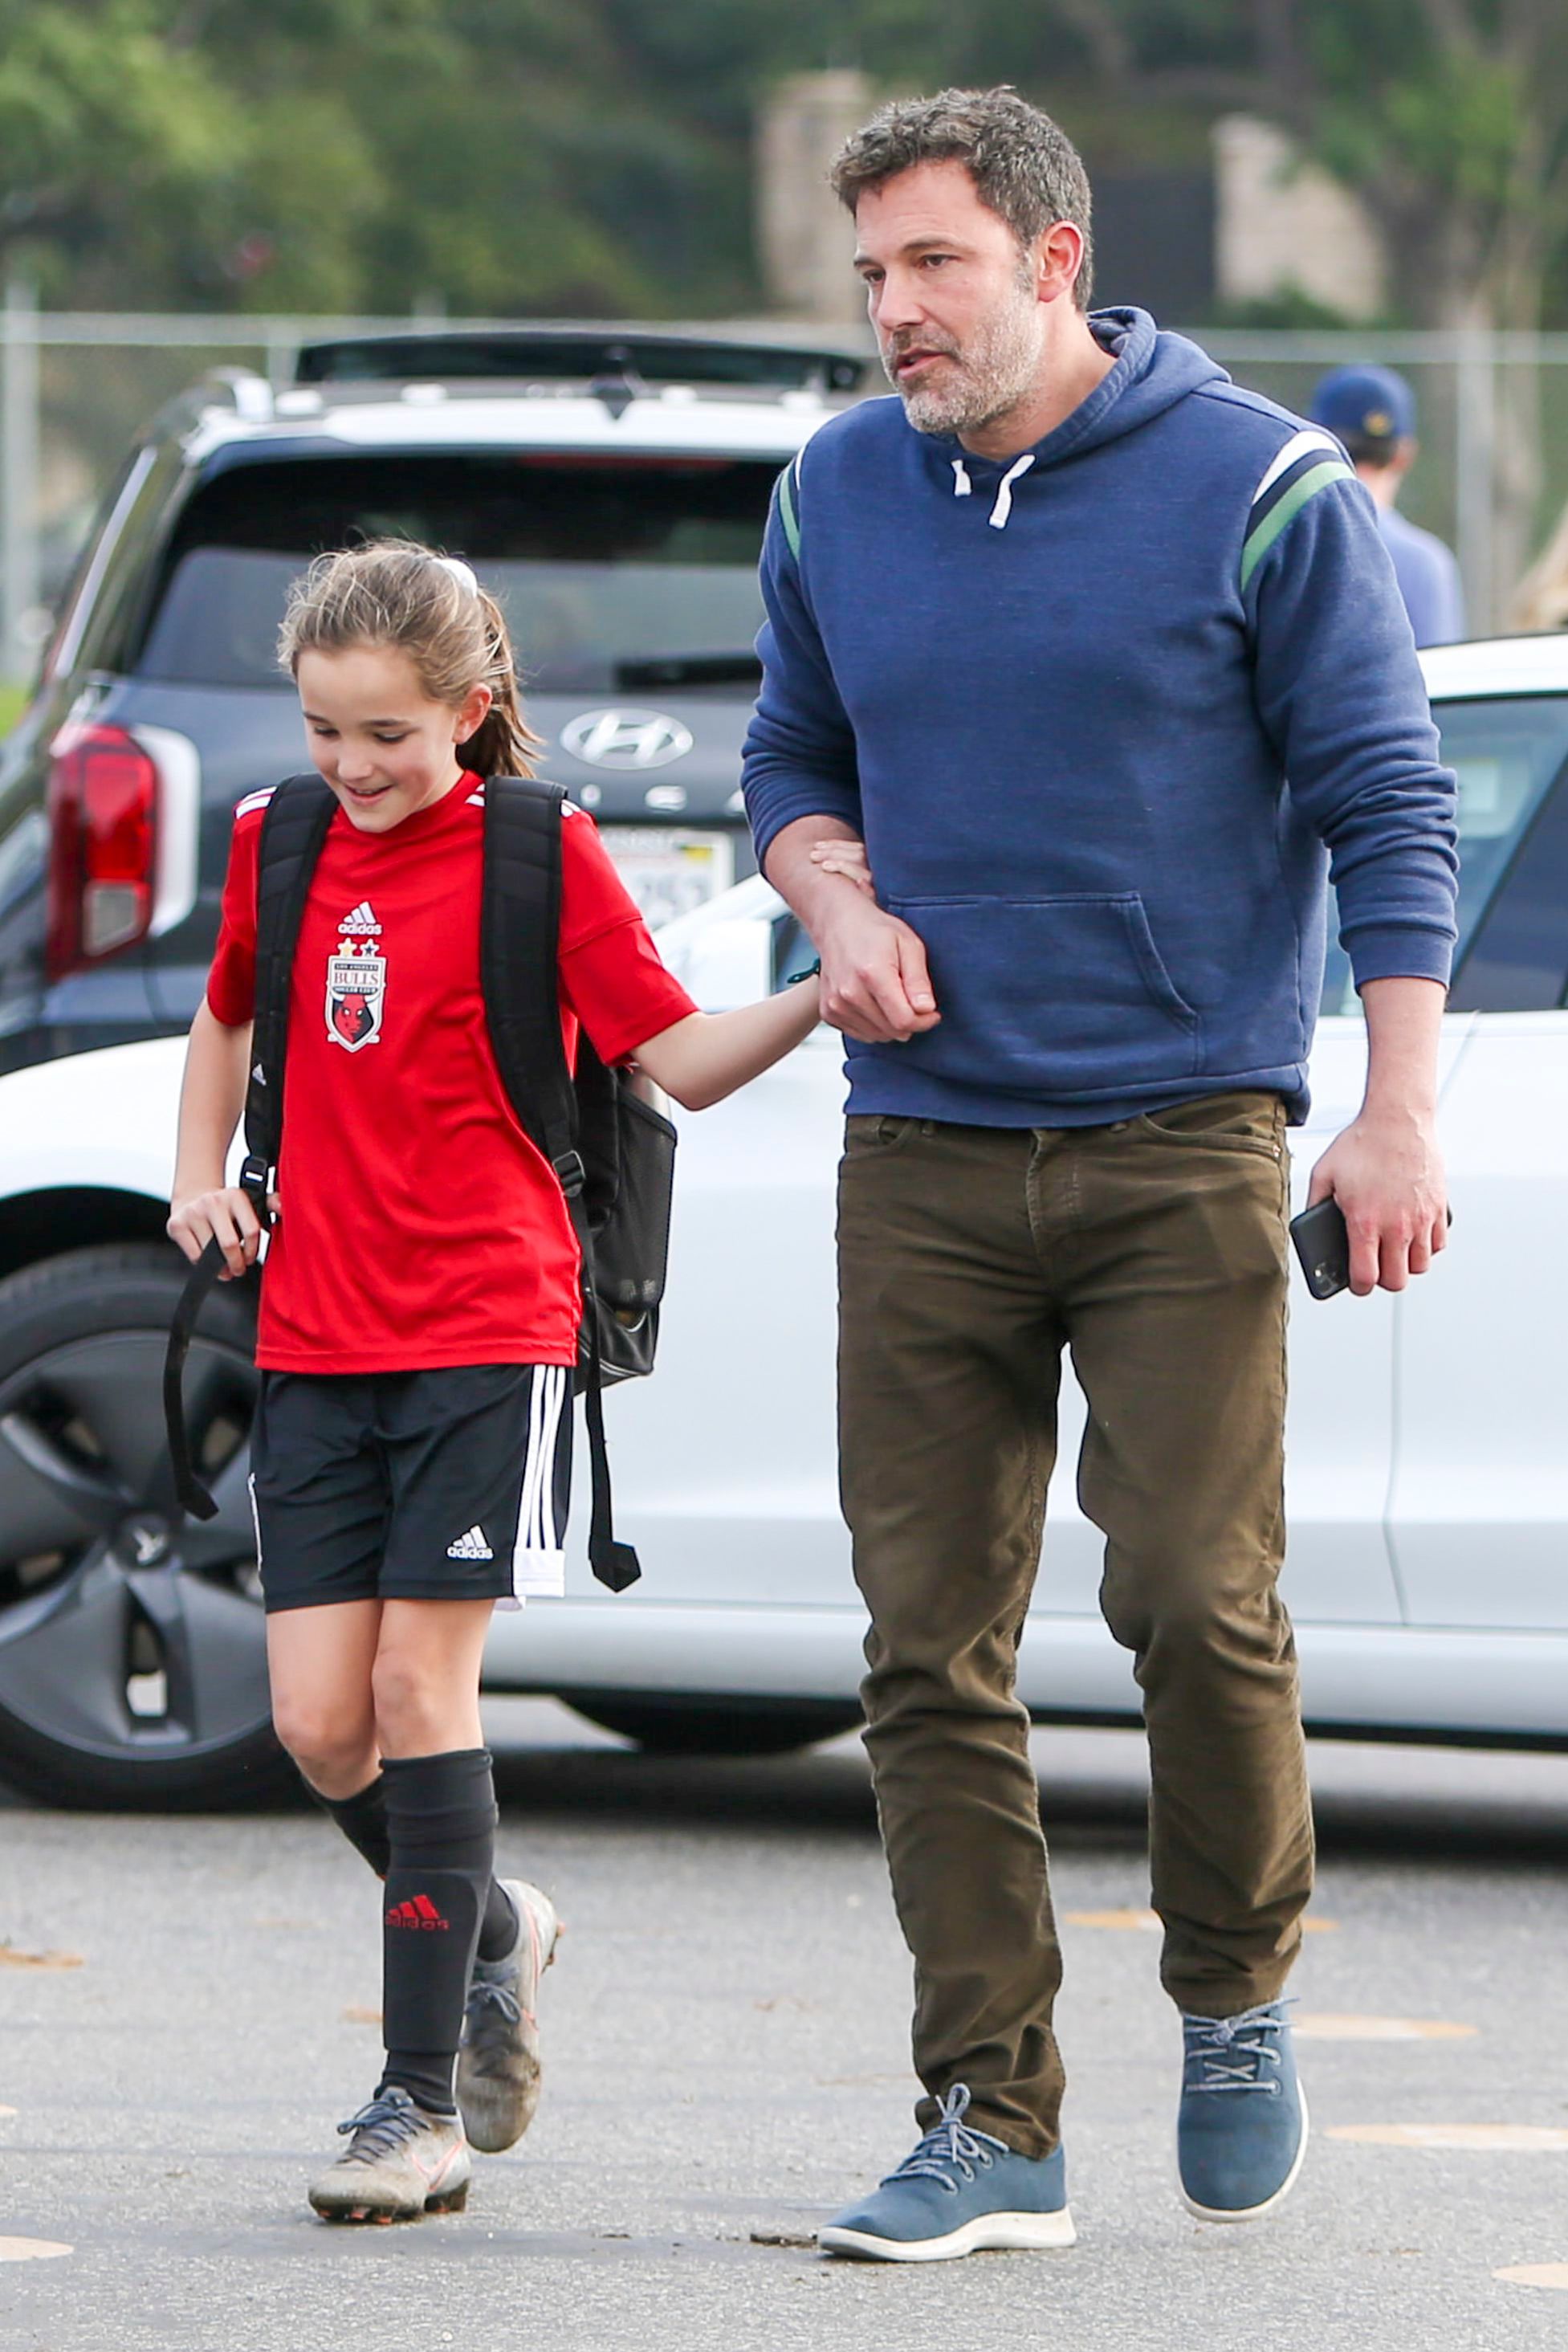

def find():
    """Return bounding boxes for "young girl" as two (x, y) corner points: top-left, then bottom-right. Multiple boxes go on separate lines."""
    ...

(168, 539), (821, 2224)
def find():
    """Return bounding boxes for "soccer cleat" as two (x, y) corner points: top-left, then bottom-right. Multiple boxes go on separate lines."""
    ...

(307, 2086), (471, 2224)
(1177, 1999), (1308, 2221)
(817, 2085), (1075, 2262)
(456, 1878), (561, 2154)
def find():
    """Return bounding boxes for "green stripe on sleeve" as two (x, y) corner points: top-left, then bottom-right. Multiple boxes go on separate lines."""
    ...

(1240, 459), (1354, 591)
(778, 462), (800, 560)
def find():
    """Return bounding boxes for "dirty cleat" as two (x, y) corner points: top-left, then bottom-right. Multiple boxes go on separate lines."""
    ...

(818, 2085), (1075, 2262)
(456, 1878), (561, 2154)
(1177, 1999), (1308, 2222)
(307, 2086), (471, 2224)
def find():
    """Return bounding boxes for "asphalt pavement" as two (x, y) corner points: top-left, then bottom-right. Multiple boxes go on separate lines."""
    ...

(6, 1705), (1568, 2352)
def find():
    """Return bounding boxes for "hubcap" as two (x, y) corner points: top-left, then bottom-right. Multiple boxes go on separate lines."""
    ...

(0, 1327), (268, 1762)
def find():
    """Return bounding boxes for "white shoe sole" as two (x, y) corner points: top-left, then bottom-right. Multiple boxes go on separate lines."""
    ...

(1177, 2085), (1310, 2224)
(817, 2206), (1077, 2262)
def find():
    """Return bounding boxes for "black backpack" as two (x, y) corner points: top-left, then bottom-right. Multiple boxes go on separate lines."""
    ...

(163, 772), (677, 1592)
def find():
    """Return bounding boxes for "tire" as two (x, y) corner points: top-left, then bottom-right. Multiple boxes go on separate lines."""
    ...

(0, 1243), (290, 1808)
(562, 1693), (863, 1756)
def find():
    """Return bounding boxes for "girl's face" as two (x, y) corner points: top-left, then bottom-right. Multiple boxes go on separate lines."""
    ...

(296, 644), (492, 834)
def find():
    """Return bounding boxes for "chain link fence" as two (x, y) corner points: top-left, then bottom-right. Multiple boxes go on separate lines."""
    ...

(5, 290), (1568, 680)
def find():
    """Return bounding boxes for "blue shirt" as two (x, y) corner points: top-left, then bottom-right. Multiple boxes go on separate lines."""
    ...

(1379, 503), (1466, 646)
(742, 308), (1458, 1128)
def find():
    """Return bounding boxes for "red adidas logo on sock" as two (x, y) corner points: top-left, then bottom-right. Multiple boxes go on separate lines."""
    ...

(385, 1893), (450, 1931)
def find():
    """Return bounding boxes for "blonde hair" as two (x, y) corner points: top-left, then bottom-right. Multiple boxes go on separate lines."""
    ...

(1508, 502), (1568, 635)
(278, 539), (542, 777)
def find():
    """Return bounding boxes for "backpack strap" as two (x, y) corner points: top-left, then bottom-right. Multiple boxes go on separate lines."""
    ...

(245, 773), (339, 1192)
(482, 777), (641, 1592)
(165, 773), (336, 1523)
(479, 776), (580, 1180)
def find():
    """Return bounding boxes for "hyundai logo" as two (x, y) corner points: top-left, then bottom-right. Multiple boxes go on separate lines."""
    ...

(560, 708), (694, 771)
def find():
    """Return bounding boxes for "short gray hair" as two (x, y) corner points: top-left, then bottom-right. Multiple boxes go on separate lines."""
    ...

(830, 87), (1094, 311)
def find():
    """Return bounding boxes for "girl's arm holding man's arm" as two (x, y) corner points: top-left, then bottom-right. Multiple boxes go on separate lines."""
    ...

(632, 973), (821, 1113)
(167, 1001), (270, 1278)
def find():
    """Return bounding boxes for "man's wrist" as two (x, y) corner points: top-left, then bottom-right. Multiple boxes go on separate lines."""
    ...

(1355, 1087), (1437, 1125)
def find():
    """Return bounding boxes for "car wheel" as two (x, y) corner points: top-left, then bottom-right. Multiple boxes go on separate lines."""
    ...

(0, 1243), (287, 1808)
(562, 1694), (863, 1755)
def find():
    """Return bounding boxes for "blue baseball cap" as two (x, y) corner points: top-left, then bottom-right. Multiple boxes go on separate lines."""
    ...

(1309, 365), (1416, 444)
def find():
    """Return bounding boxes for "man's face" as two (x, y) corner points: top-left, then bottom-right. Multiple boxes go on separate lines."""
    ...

(854, 160), (1045, 438)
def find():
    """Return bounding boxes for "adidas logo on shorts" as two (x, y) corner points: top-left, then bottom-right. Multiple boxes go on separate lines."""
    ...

(446, 1525), (494, 1560)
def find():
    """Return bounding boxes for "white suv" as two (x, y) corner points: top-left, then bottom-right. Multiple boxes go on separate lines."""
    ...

(4, 599), (1568, 1800)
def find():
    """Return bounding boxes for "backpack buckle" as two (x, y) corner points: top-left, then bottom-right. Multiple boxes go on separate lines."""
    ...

(553, 1151), (587, 1199)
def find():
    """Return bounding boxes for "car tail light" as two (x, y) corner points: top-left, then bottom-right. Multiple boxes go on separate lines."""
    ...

(45, 724), (159, 980)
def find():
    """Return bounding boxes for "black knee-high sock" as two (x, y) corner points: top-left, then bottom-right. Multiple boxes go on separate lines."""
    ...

(316, 1770), (514, 1956)
(379, 1750), (498, 2117)
(317, 1774), (391, 1877)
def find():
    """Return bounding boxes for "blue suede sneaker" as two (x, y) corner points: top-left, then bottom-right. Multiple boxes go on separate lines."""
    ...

(1177, 1999), (1308, 2222)
(817, 2085), (1075, 2262)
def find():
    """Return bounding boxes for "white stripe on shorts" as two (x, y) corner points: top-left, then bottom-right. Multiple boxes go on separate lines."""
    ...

(508, 1364), (568, 1604)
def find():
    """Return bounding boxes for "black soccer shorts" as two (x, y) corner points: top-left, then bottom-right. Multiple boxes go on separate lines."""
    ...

(249, 1364), (572, 1613)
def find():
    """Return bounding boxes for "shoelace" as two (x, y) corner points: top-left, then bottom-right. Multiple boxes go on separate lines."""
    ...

(465, 1977), (523, 2036)
(882, 2085), (1009, 2193)
(1183, 2000), (1293, 2095)
(336, 2089), (429, 2160)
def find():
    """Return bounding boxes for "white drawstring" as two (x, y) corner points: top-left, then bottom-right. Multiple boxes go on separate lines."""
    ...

(988, 454), (1035, 530)
(951, 458), (972, 497)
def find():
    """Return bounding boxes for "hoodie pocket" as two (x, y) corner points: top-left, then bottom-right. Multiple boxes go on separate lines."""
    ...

(886, 892), (1199, 1099)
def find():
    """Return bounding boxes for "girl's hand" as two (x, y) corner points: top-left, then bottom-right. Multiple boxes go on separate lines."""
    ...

(167, 1184), (277, 1280)
(808, 837), (876, 896)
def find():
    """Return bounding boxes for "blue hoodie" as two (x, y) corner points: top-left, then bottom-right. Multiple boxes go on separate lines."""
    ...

(742, 308), (1458, 1126)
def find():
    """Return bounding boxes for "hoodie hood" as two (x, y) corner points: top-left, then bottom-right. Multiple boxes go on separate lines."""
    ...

(939, 307), (1228, 524)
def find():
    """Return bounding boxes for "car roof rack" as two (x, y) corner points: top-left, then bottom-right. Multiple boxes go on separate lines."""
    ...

(292, 327), (869, 398)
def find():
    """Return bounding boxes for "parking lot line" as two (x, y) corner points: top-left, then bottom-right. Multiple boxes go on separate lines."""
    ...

(1330, 2124), (1568, 2150)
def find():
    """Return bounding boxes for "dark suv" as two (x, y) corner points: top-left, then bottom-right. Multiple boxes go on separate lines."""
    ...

(0, 327), (864, 1080)
(0, 328), (861, 1805)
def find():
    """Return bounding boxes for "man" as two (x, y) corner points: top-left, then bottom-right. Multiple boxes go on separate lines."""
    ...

(742, 88), (1456, 2263)
(1310, 363), (1466, 646)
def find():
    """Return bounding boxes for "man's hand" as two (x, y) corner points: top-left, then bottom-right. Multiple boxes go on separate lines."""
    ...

(817, 891), (941, 1043)
(1306, 1108), (1446, 1294)
(763, 814), (939, 1045)
(1306, 972), (1449, 1295)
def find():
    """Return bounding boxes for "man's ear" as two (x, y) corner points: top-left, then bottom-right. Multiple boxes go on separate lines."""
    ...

(1035, 220), (1085, 306)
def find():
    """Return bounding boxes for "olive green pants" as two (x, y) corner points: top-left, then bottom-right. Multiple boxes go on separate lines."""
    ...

(836, 1094), (1314, 2159)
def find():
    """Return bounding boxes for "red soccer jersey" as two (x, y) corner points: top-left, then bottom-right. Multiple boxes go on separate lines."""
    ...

(205, 777), (697, 1372)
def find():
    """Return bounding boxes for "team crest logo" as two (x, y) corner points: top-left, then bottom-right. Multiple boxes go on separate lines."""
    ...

(326, 901), (386, 1051)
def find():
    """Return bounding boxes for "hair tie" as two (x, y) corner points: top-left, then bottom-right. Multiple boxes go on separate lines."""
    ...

(433, 554), (479, 596)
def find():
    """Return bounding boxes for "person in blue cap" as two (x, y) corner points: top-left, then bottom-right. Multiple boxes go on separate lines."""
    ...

(1309, 365), (1465, 646)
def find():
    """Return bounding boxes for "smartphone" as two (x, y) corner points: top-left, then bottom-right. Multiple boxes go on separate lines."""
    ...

(1289, 1199), (1453, 1300)
(1289, 1198), (1351, 1300)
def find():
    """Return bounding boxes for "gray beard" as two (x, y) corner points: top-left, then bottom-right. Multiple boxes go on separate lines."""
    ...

(886, 294), (1044, 438)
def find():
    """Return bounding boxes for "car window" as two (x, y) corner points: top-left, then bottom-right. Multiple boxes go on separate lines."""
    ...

(132, 452), (776, 695)
(1318, 694), (1568, 1016)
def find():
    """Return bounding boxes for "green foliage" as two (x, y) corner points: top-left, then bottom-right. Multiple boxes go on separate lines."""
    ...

(0, 0), (1564, 328)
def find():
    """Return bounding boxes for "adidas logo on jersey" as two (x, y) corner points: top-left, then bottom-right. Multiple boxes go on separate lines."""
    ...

(339, 900), (382, 935)
(446, 1526), (494, 1560)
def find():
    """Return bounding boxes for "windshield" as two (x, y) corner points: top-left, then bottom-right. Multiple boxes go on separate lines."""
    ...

(1319, 693), (1568, 1015)
(134, 451), (777, 694)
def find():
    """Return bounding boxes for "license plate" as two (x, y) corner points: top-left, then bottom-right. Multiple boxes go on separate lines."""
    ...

(600, 827), (735, 927)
